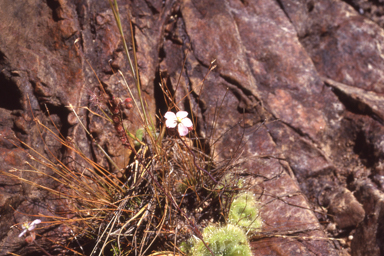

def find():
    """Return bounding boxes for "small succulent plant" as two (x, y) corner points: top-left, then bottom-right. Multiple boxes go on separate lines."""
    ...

(192, 224), (252, 256)
(181, 192), (262, 256)
(228, 192), (262, 231)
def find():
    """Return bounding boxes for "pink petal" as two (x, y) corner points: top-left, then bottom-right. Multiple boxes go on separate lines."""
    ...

(19, 229), (27, 237)
(181, 117), (193, 128)
(29, 219), (41, 231)
(176, 111), (188, 119)
(31, 219), (41, 225)
(178, 123), (189, 136)
(164, 112), (176, 120)
(166, 119), (177, 128)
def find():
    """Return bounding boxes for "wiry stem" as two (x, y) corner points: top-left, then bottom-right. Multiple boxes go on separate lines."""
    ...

(133, 150), (216, 256)
(177, 134), (218, 184)
(33, 240), (53, 256)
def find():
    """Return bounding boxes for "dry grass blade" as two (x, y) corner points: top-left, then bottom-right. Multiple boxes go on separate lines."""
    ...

(4, 2), (252, 255)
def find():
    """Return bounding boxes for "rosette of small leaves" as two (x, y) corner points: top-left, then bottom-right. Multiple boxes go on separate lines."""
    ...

(228, 192), (262, 231)
(192, 224), (252, 256)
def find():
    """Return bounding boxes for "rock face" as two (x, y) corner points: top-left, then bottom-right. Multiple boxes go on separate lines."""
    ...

(1, 0), (384, 255)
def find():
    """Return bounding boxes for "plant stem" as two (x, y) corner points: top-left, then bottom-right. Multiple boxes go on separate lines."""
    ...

(134, 152), (216, 256)
(33, 240), (53, 256)
(177, 134), (218, 184)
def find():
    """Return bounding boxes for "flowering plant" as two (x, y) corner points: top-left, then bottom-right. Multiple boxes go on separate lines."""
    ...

(19, 219), (41, 237)
(164, 111), (193, 136)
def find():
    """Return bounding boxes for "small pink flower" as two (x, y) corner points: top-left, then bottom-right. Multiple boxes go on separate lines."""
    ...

(19, 219), (41, 237)
(164, 111), (193, 136)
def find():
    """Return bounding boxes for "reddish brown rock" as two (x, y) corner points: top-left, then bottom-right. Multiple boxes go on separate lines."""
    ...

(352, 180), (384, 256)
(320, 187), (365, 229)
(1, 0), (384, 255)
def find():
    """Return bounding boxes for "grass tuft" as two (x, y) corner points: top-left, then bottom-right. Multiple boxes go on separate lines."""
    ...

(2, 1), (256, 255)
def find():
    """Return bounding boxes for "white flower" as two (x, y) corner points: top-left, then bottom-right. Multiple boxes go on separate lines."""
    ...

(164, 111), (193, 136)
(19, 219), (41, 237)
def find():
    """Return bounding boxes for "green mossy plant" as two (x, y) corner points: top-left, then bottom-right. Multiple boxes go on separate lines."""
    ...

(179, 241), (193, 255)
(228, 192), (262, 231)
(192, 224), (252, 256)
(181, 192), (262, 255)
(216, 173), (243, 190)
(134, 126), (159, 146)
(134, 127), (145, 146)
